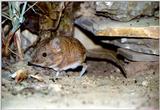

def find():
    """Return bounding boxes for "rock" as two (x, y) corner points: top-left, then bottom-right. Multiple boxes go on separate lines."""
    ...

(75, 16), (159, 39)
(142, 80), (149, 87)
(96, 1), (159, 21)
(21, 30), (38, 50)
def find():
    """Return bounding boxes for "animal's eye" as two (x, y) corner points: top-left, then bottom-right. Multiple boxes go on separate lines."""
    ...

(42, 52), (47, 57)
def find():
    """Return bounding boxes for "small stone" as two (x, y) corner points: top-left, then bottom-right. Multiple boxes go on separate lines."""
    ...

(142, 80), (148, 87)
(11, 90), (18, 96)
(110, 75), (115, 80)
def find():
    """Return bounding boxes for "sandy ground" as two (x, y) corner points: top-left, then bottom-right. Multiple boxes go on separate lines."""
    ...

(1, 55), (159, 109)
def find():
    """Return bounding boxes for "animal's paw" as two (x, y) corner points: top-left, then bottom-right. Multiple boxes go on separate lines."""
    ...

(75, 76), (82, 80)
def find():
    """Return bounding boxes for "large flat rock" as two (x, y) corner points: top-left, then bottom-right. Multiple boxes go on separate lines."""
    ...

(75, 16), (159, 39)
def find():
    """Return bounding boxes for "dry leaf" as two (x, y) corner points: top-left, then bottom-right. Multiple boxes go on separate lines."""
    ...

(11, 69), (28, 83)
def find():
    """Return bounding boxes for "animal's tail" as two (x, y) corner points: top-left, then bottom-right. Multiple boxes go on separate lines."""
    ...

(86, 49), (127, 78)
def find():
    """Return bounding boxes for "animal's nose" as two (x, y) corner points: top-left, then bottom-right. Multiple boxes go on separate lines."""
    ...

(28, 62), (33, 66)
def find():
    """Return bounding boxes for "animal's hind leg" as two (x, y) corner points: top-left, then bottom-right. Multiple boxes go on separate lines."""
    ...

(56, 71), (60, 77)
(79, 63), (87, 77)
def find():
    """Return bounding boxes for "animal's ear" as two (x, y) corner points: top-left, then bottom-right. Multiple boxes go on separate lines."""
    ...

(51, 38), (61, 51)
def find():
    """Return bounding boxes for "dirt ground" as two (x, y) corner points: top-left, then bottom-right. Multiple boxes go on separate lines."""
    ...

(1, 55), (159, 109)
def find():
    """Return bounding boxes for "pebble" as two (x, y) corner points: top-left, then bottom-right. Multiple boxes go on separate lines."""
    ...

(110, 75), (115, 80)
(142, 80), (148, 87)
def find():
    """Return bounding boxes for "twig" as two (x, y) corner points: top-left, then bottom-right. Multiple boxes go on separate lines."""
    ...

(2, 13), (12, 21)
(8, 47), (20, 58)
(2, 19), (8, 25)
(4, 2), (25, 59)
(34, 4), (45, 14)
(28, 4), (37, 14)
(4, 26), (20, 57)
(24, 2), (38, 14)
(2, 29), (6, 46)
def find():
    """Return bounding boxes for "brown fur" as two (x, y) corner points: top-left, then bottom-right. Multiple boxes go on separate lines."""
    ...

(32, 36), (86, 70)
(32, 36), (127, 78)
